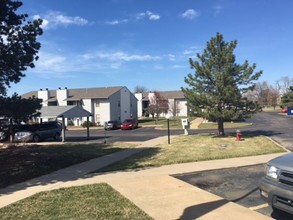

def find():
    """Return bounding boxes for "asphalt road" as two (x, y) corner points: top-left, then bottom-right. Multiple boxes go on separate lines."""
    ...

(241, 112), (293, 151)
(65, 112), (293, 151)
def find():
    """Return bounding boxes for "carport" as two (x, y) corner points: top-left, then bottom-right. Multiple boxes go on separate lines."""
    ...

(39, 106), (92, 142)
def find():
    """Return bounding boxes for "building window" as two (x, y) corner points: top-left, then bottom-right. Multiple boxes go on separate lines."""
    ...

(118, 101), (120, 107)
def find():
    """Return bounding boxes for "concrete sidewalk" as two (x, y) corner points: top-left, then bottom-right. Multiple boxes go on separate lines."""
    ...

(0, 136), (287, 219)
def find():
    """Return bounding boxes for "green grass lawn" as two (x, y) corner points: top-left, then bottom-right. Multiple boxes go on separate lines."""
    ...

(0, 183), (152, 220)
(0, 142), (135, 188)
(198, 122), (252, 129)
(98, 133), (286, 172)
(262, 106), (282, 112)
(139, 117), (252, 130)
(139, 117), (187, 129)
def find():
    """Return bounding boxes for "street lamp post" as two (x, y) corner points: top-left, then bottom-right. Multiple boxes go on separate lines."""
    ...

(166, 113), (170, 144)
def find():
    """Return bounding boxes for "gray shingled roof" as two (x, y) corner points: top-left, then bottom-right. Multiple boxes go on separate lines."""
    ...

(141, 91), (185, 101)
(39, 106), (92, 118)
(160, 91), (185, 99)
(21, 86), (125, 101)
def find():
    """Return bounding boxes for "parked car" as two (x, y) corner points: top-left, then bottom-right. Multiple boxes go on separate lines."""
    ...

(281, 108), (287, 113)
(0, 124), (22, 142)
(104, 120), (121, 130)
(121, 118), (138, 130)
(259, 153), (293, 216)
(0, 129), (8, 141)
(14, 122), (62, 142)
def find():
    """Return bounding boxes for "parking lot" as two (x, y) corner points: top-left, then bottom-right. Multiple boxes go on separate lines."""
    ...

(174, 164), (292, 220)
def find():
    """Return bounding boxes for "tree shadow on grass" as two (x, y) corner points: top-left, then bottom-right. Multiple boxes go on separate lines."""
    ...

(93, 147), (162, 174)
(210, 129), (284, 139)
(0, 144), (153, 197)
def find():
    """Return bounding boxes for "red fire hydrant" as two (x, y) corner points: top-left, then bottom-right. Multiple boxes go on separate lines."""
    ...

(236, 129), (241, 141)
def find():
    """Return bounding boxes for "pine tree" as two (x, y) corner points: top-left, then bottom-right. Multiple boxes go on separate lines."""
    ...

(182, 33), (262, 135)
(280, 86), (293, 109)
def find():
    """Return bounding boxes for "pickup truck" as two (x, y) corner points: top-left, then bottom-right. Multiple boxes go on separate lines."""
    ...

(259, 153), (293, 215)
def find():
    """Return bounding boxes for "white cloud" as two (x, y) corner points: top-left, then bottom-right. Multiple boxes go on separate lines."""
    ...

(105, 19), (128, 25)
(136, 12), (146, 20)
(34, 11), (88, 29)
(171, 64), (185, 69)
(168, 54), (176, 61)
(183, 46), (201, 56)
(146, 11), (160, 20)
(136, 11), (160, 21)
(110, 62), (123, 69)
(183, 49), (194, 55)
(37, 52), (66, 70)
(85, 51), (161, 62)
(180, 9), (200, 20)
(213, 5), (223, 16)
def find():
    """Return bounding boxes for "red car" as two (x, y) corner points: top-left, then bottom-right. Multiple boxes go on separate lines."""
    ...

(121, 118), (138, 130)
(281, 108), (287, 113)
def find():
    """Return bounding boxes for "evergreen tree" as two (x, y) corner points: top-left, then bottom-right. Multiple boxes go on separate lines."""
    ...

(280, 86), (293, 109)
(182, 33), (262, 135)
(0, 93), (41, 123)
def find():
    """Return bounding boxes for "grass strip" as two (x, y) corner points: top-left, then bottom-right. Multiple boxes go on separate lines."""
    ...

(0, 183), (152, 220)
(98, 133), (286, 172)
(0, 142), (134, 188)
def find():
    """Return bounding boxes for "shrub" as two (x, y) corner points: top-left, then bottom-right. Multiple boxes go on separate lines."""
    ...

(82, 121), (96, 127)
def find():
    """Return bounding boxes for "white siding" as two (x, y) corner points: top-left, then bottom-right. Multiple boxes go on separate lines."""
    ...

(109, 93), (121, 122)
(130, 93), (138, 119)
(120, 88), (131, 122)
(177, 100), (188, 117)
(81, 99), (93, 123)
(135, 93), (143, 117)
(94, 100), (110, 126)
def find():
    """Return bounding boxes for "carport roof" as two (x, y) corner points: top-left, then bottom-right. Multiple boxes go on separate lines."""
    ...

(39, 106), (92, 118)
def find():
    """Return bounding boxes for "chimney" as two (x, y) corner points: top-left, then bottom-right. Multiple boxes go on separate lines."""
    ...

(38, 88), (49, 106)
(56, 87), (68, 106)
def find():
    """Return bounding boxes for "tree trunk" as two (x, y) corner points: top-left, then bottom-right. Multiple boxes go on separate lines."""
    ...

(217, 117), (225, 136)
(9, 118), (13, 143)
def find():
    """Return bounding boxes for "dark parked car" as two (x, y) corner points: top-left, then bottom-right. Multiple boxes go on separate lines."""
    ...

(121, 118), (138, 130)
(0, 128), (8, 141)
(259, 153), (293, 216)
(14, 122), (62, 142)
(0, 124), (22, 142)
(104, 120), (121, 130)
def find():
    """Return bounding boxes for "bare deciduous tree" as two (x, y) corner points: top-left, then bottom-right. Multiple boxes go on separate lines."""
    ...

(276, 76), (293, 94)
(168, 100), (181, 119)
(148, 91), (168, 122)
(133, 85), (148, 93)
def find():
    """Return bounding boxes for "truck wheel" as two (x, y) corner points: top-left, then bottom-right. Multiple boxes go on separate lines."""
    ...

(272, 207), (287, 218)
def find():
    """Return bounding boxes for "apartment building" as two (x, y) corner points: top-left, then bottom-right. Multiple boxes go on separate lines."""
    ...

(22, 86), (138, 126)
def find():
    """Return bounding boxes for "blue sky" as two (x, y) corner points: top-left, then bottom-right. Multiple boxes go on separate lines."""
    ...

(9, 0), (293, 95)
